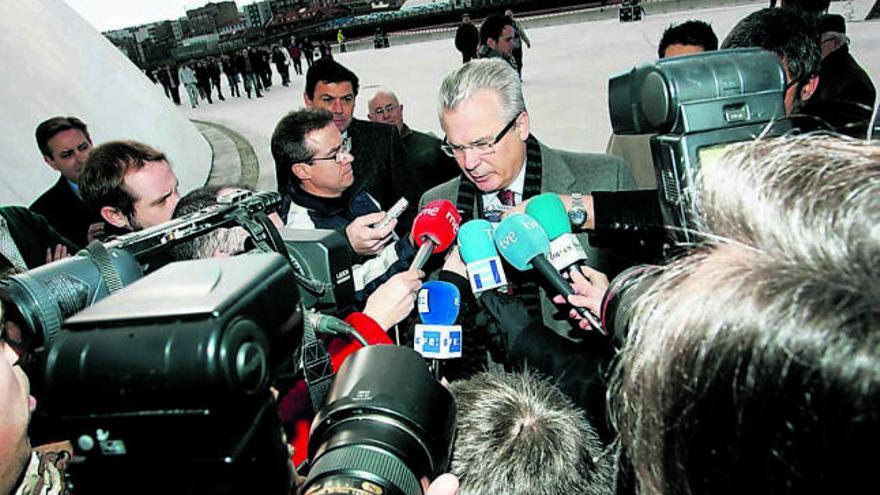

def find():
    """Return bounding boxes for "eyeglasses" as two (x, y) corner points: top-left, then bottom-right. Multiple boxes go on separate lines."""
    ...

(441, 113), (521, 158)
(309, 137), (352, 164)
(371, 103), (399, 116)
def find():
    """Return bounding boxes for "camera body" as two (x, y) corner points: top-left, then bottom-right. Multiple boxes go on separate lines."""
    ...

(39, 253), (300, 494)
(609, 48), (792, 242)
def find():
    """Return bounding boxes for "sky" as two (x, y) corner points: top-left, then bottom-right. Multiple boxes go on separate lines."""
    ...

(63, 0), (219, 32)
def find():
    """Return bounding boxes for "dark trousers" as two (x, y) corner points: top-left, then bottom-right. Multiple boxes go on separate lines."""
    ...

(276, 63), (290, 85)
(211, 78), (225, 100)
(170, 86), (181, 105)
(292, 59), (302, 75)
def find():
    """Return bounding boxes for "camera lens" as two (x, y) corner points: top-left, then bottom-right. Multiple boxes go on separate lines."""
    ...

(601, 264), (659, 346)
(303, 345), (456, 495)
(0, 249), (142, 352)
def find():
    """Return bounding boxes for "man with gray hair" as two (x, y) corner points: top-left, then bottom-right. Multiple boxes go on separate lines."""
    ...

(421, 58), (635, 329)
(420, 58), (635, 431)
(449, 370), (614, 495)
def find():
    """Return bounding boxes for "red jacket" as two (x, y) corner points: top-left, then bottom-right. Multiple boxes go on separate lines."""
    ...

(277, 312), (393, 467)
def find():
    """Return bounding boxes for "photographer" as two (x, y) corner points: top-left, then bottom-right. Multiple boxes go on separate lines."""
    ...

(170, 186), (424, 467)
(609, 135), (880, 492)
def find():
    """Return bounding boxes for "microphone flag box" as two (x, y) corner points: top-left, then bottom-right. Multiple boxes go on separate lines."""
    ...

(465, 256), (507, 293)
(548, 233), (588, 271)
(413, 324), (462, 359)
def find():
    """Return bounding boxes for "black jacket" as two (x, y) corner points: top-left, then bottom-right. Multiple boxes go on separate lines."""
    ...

(30, 177), (104, 249)
(0, 206), (77, 270)
(455, 23), (479, 55)
(347, 119), (408, 228)
(802, 45), (877, 137)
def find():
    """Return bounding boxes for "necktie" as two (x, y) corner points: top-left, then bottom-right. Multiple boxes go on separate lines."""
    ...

(497, 189), (517, 207)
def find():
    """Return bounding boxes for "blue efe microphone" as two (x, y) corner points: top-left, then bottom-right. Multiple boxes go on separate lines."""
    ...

(494, 214), (595, 323)
(458, 219), (508, 293)
(417, 280), (461, 324)
(414, 281), (462, 363)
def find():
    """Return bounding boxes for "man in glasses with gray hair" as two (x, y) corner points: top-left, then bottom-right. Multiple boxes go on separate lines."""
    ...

(419, 59), (636, 436)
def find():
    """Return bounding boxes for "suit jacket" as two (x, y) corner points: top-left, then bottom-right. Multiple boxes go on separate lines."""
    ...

(30, 177), (104, 248)
(0, 206), (77, 270)
(347, 118), (406, 212)
(420, 140), (637, 340)
(396, 126), (460, 233)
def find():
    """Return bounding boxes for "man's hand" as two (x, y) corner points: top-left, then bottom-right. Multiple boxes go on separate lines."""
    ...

(346, 211), (396, 256)
(86, 222), (105, 244)
(362, 270), (424, 330)
(442, 246), (467, 278)
(499, 197), (531, 219)
(552, 265), (609, 331)
(45, 244), (69, 264)
(423, 473), (459, 495)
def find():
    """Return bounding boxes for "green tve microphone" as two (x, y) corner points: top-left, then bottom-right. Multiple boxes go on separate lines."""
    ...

(526, 193), (602, 333)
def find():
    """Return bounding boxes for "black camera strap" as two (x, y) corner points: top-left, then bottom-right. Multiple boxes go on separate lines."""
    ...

(86, 241), (124, 294)
(301, 316), (334, 413)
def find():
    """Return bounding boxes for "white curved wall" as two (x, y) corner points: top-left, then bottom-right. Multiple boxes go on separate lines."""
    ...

(0, 0), (211, 205)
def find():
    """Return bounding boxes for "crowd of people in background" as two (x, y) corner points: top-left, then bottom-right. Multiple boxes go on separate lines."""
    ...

(146, 36), (334, 107)
(2, 1), (879, 494)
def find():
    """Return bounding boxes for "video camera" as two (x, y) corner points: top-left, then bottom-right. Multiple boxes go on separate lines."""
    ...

(41, 253), (300, 494)
(0, 190), (355, 369)
(609, 48), (792, 243)
(37, 259), (453, 493)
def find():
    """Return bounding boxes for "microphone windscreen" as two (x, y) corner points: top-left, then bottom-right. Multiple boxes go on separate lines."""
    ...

(494, 214), (551, 271)
(417, 280), (461, 325)
(525, 193), (571, 240)
(412, 199), (462, 253)
(458, 219), (497, 263)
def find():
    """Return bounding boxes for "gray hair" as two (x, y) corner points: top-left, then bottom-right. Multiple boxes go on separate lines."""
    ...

(450, 370), (614, 495)
(437, 59), (526, 122)
(610, 135), (880, 494)
(368, 88), (399, 108)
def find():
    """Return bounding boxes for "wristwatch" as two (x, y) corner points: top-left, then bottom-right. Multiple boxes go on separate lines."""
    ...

(568, 193), (588, 228)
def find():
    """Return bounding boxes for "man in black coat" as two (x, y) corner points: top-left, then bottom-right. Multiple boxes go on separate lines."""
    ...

(454, 13), (479, 63)
(302, 59), (409, 231)
(30, 116), (106, 248)
(0, 206), (76, 272)
(801, 14), (876, 137)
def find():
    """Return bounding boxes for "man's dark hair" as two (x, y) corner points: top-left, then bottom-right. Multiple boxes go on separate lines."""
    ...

(80, 140), (166, 216)
(271, 109), (334, 191)
(658, 20), (718, 58)
(721, 8), (820, 83)
(305, 58), (359, 100)
(35, 116), (91, 158)
(479, 13), (513, 45)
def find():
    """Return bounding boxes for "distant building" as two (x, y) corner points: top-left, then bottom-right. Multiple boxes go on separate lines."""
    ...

(187, 1), (242, 36)
(271, 0), (307, 14)
(244, 0), (274, 28)
(171, 17), (193, 44)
